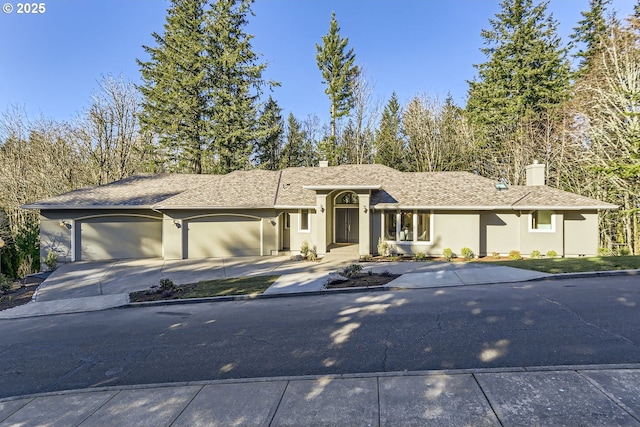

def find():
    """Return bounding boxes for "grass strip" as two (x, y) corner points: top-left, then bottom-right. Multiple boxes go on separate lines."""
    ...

(490, 256), (640, 274)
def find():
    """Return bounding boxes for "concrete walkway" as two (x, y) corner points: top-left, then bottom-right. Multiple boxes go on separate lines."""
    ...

(2, 365), (640, 426)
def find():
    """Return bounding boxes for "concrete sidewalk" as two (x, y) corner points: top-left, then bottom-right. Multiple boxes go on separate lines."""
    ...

(1, 365), (640, 426)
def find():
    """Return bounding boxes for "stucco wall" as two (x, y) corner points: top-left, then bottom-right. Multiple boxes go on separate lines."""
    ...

(564, 210), (598, 256)
(40, 211), (73, 263)
(480, 211), (520, 256)
(519, 211), (564, 256)
(430, 211), (480, 256)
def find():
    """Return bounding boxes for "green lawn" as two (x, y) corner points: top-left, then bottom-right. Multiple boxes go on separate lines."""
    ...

(489, 256), (640, 274)
(182, 275), (279, 298)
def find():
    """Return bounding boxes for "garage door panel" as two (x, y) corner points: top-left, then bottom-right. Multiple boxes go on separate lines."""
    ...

(187, 216), (261, 258)
(79, 217), (162, 260)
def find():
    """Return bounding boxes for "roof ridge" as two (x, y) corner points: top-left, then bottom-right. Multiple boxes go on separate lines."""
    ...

(273, 170), (283, 206)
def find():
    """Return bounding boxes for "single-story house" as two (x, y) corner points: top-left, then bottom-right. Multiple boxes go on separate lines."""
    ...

(22, 162), (617, 263)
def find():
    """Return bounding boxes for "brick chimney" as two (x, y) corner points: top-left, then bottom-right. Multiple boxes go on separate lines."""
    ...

(525, 160), (545, 186)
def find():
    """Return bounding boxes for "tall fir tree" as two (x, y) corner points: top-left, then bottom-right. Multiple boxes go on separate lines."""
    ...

(467, 0), (570, 129)
(374, 93), (406, 170)
(466, 0), (571, 183)
(254, 96), (284, 170)
(138, 0), (272, 174)
(280, 113), (308, 168)
(138, 0), (209, 173)
(316, 12), (359, 164)
(570, 0), (611, 76)
(207, 0), (272, 174)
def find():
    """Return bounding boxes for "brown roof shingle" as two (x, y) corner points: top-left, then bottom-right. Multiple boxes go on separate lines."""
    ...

(22, 165), (617, 211)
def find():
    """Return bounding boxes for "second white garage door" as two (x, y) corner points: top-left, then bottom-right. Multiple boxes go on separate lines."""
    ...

(186, 216), (261, 258)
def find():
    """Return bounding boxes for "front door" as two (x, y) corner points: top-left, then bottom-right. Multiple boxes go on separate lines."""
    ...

(335, 208), (359, 243)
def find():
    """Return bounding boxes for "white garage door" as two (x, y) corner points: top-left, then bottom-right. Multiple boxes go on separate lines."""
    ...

(186, 216), (261, 258)
(79, 217), (162, 260)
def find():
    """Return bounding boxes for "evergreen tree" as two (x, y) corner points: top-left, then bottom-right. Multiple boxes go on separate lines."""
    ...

(570, 0), (611, 76)
(316, 12), (359, 164)
(138, 0), (272, 174)
(280, 113), (307, 168)
(254, 96), (283, 170)
(374, 93), (406, 170)
(207, 0), (272, 174)
(467, 0), (570, 129)
(466, 0), (571, 183)
(138, 0), (209, 173)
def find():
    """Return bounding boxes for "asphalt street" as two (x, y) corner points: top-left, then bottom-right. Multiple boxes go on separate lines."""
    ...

(1, 275), (639, 399)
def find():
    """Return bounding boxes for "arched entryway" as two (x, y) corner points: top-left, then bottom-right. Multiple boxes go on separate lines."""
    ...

(334, 191), (359, 243)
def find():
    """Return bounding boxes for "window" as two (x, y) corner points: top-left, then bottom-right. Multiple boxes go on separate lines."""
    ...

(384, 212), (397, 240)
(530, 210), (554, 232)
(383, 210), (432, 243)
(417, 212), (430, 241)
(335, 192), (358, 205)
(400, 212), (413, 241)
(299, 210), (310, 232)
(284, 213), (290, 229)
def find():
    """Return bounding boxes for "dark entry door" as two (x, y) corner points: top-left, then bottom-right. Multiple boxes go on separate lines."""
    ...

(336, 208), (359, 243)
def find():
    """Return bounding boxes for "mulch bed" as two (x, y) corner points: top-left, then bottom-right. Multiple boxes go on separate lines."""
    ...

(0, 276), (44, 311)
(129, 283), (199, 303)
(325, 273), (400, 289)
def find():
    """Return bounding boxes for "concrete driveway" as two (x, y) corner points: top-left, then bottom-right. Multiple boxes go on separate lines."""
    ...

(34, 256), (294, 302)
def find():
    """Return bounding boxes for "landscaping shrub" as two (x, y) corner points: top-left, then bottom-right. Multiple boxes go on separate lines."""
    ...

(308, 246), (318, 261)
(508, 250), (522, 260)
(44, 250), (58, 271)
(379, 269), (393, 277)
(443, 248), (454, 261)
(159, 278), (175, 291)
(377, 237), (390, 257)
(17, 254), (33, 279)
(360, 254), (372, 262)
(413, 252), (427, 261)
(460, 247), (474, 260)
(597, 247), (612, 256)
(492, 251), (500, 259)
(0, 273), (12, 294)
(300, 241), (310, 258)
(342, 264), (363, 278)
(530, 250), (541, 259)
(546, 250), (558, 258)
(618, 247), (631, 256)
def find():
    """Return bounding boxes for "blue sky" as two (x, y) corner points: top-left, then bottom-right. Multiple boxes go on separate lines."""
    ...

(0, 0), (636, 126)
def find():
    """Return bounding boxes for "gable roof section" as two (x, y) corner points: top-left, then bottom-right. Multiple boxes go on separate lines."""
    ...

(156, 169), (280, 208)
(21, 174), (214, 210)
(21, 165), (617, 211)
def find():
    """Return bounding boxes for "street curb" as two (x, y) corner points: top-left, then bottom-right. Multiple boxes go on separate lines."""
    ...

(529, 268), (640, 282)
(122, 268), (640, 310)
(2, 363), (640, 403)
(122, 284), (390, 309)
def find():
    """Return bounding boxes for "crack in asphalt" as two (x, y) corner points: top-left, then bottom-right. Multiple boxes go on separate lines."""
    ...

(382, 330), (392, 371)
(541, 295), (638, 347)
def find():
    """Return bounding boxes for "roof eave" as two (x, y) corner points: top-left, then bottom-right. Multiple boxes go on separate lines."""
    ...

(302, 185), (382, 190)
(20, 204), (156, 210)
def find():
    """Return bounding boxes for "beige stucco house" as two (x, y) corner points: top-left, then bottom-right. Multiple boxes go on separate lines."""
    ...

(22, 162), (616, 263)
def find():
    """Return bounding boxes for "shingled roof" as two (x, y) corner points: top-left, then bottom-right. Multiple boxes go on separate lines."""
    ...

(22, 165), (617, 211)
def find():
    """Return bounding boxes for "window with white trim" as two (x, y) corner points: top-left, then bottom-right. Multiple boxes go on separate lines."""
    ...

(299, 210), (310, 232)
(529, 210), (555, 232)
(383, 210), (432, 243)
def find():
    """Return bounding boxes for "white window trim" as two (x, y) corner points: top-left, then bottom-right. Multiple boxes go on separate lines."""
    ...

(528, 211), (556, 233)
(298, 209), (311, 233)
(381, 210), (433, 244)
